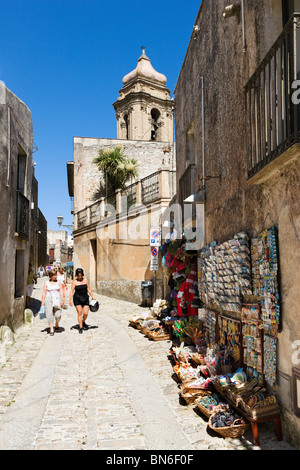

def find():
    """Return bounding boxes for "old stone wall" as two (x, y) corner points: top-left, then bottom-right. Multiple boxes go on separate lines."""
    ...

(175, 0), (300, 447)
(0, 84), (33, 330)
(73, 137), (175, 213)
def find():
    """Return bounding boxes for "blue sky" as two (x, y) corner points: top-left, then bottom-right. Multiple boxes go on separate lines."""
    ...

(0, 0), (200, 231)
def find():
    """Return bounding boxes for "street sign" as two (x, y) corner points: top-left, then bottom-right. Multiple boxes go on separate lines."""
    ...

(150, 247), (159, 271)
(150, 228), (161, 247)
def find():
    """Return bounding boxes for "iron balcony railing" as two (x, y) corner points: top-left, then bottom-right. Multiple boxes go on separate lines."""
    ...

(245, 13), (300, 180)
(16, 190), (30, 240)
(141, 171), (159, 204)
(74, 168), (176, 231)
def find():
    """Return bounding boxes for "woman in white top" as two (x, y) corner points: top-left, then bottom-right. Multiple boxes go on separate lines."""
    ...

(41, 269), (64, 336)
(57, 266), (67, 308)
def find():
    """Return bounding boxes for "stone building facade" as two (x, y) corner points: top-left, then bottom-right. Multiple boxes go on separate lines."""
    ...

(68, 52), (176, 302)
(0, 82), (47, 330)
(113, 48), (174, 143)
(175, 0), (300, 448)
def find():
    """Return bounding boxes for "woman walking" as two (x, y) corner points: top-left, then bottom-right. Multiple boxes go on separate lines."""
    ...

(41, 269), (64, 336)
(69, 268), (96, 334)
(57, 266), (67, 308)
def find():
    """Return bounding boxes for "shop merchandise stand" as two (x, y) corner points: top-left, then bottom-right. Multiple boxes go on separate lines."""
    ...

(214, 386), (283, 447)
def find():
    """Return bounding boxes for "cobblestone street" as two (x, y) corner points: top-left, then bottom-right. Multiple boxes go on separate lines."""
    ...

(0, 278), (295, 451)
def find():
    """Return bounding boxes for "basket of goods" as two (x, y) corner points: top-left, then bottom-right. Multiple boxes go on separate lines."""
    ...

(191, 352), (206, 365)
(196, 393), (224, 418)
(239, 395), (280, 419)
(129, 312), (152, 330)
(184, 325), (205, 345)
(208, 406), (250, 438)
(213, 374), (233, 395)
(226, 377), (263, 407)
(146, 326), (170, 341)
(183, 377), (212, 394)
(173, 364), (201, 383)
(180, 383), (208, 405)
(140, 319), (160, 334)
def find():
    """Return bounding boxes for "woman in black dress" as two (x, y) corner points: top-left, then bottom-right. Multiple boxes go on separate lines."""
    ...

(69, 268), (96, 334)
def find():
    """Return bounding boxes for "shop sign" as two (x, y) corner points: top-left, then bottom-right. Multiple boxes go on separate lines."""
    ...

(150, 228), (161, 247)
(150, 247), (159, 271)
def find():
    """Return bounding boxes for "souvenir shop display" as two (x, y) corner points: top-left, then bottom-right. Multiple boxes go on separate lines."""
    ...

(264, 334), (277, 387)
(172, 316), (200, 342)
(198, 232), (252, 314)
(204, 310), (217, 345)
(250, 226), (280, 386)
(162, 237), (199, 320)
(251, 226), (280, 336)
(126, 223), (284, 445)
(242, 304), (264, 385)
(217, 315), (242, 367)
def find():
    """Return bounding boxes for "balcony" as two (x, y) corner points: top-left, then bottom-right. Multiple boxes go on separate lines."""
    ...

(16, 190), (30, 240)
(245, 13), (300, 184)
(74, 168), (176, 233)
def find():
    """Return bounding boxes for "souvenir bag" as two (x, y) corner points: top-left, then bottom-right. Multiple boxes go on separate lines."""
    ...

(39, 306), (46, 319)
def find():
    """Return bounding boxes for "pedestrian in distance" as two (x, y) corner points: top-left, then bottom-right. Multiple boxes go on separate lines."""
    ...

(69, 268), (96, 334)
(57, 266), (67, 308)
(38, 265), (45, 279)
(41, 269), (64, 336)
(26, 263), (37, 308)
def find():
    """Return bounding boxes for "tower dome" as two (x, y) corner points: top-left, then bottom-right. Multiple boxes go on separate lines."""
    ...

(113, 48), (173, 142)
(122, 49), (167, 85)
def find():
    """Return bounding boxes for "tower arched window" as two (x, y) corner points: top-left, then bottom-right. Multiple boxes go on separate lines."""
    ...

(151, 108), (160, 141)
(124, 114), (129, 140)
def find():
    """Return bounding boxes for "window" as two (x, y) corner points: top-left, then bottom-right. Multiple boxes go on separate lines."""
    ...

(15, 250), (25, 298)
(17, 145), (27, 194)
(124, 114), (129, 140)
(151, 108), (160, 141)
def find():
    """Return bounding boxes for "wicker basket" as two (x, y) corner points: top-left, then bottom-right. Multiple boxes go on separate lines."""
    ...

(213, 380), (232, 396)
(191, 353), (206, 365)
(180, 387), (205, 405)
(129, 320), (142, 330)
(196, 401), (215, 418)
(173, 366), (200, 384)
(183, 381), (212, 394)
(239, 396), (280, 419)
(208, 415), (250, 438)
(147, 329), (170, 341)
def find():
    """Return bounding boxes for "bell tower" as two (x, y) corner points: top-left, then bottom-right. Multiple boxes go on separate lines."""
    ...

(113, 48), (174, 142)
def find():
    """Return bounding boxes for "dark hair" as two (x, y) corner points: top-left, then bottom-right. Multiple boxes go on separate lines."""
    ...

(75, 268), (84, 277)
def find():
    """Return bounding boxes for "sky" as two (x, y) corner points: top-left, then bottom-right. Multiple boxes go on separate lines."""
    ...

(0, 0), (201, 231)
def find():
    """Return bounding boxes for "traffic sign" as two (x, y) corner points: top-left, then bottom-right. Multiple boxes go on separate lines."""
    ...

(150, 228), (161, 247)
(150, 246), (159, 271)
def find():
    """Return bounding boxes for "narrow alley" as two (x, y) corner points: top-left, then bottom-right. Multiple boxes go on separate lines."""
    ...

(0, 278), (295, 451)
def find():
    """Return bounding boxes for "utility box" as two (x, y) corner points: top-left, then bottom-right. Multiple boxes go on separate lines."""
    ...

(141, 280), (153, 307)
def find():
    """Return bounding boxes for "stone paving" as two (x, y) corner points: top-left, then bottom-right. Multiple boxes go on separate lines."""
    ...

(0, 277), (296, 450)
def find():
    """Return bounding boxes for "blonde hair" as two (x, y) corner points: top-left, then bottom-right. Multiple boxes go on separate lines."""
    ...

(49, 269), (58, 279)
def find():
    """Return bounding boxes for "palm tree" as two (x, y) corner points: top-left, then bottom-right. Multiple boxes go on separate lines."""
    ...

(93, 145), (138, 197)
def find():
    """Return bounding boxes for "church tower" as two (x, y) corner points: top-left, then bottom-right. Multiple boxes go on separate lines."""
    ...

(113, 49), (174, 143)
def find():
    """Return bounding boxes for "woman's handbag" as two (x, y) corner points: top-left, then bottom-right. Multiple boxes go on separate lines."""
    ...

(89, 299), (99, 312)
(39, 306), (46, 319)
